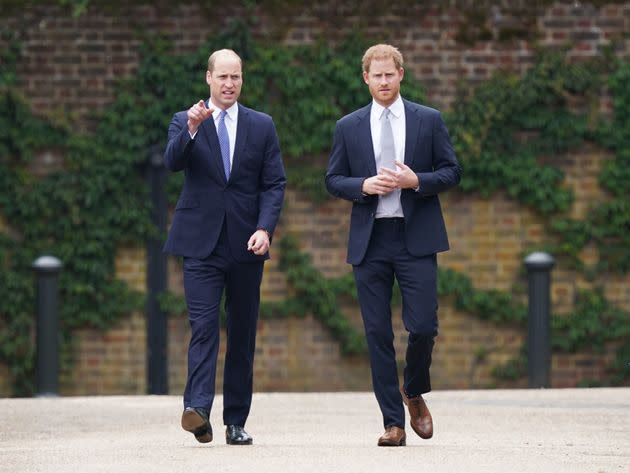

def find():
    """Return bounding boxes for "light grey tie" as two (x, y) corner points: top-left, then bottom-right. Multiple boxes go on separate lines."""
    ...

(379, 108), (398, 214)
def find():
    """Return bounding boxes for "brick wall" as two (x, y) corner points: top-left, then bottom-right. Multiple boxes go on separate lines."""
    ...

(5, 3), (629, 125)
(1, 2), (629, 395)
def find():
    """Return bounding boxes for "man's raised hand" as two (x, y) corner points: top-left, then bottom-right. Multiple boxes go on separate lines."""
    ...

(187, 100), (214, 135)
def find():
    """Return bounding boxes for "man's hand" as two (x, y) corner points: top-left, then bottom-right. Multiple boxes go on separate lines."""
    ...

(378, 161), (420, 189)
(362, 161), (419, 195)
(187, 100), (214, 135)
(362, 174), (397, 195)
(247, 229), (270, 255)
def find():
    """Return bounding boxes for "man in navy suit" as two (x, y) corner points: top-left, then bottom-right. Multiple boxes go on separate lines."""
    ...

(164, 49), (286, 445)
(326, 44), (460, 446)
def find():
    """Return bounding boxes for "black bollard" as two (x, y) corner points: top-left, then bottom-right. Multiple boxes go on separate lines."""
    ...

(32, 255), (62, 397)
(524, 252), (555, 388)
(146, 145), (168, 394)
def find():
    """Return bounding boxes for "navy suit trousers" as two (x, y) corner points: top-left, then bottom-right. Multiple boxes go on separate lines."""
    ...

(352, 218), (437, 429)
(182, 222), (263, 427)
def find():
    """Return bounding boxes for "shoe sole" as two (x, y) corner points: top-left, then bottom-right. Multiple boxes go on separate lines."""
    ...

(181, 410), (212, 443)
(414, 427), (432, 439)
(377, 438), (406, 447)
(226, 438), (253, 445)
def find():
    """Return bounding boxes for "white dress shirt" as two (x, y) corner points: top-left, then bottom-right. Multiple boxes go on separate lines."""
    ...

(370, 95), (406, 218)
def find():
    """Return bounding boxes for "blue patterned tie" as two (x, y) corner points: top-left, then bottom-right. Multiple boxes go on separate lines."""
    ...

(217, 110), (230, 179)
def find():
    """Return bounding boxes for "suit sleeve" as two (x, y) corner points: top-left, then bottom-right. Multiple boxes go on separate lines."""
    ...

(415, 112), (461, 197)
(256, 119), (287, 238)
(164, 112), (194, 172)
(325, 122), (373, 204)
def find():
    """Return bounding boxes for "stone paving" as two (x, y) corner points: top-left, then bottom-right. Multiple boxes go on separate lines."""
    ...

(0, 388), (628, 473)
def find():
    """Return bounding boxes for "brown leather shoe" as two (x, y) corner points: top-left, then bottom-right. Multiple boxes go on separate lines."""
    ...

(401, 388), (433, 439)
(377, 426), (406, 446)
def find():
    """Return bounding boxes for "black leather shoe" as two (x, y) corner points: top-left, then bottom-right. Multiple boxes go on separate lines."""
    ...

(181, 407), (212, 443)
(225, 425), (253, 445)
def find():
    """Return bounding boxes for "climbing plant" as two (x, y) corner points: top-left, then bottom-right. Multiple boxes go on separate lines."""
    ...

(1, 16), (629, 395)
(548, 59), (630, 273)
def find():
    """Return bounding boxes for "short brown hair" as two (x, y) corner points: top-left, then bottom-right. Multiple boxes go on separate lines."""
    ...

(207, 49), (242, 73)
(362, 44), (404, 73)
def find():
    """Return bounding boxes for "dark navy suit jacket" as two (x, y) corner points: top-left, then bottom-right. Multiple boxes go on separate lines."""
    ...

(163, 103), (286, 262)
(325, 99), (461, 265)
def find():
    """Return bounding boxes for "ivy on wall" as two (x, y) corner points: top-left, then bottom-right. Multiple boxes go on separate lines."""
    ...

(0, 90), (150, 394)
(0, 23), (423, 394)
(267, 237), (629, 386)
(1, 18), (629, 394)
(264, 235), (366, 355)
(445, 48), (629, 382)
(549, 60), (630, 274)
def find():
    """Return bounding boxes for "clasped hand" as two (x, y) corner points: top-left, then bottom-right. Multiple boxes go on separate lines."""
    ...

(362, 161), (419, 195)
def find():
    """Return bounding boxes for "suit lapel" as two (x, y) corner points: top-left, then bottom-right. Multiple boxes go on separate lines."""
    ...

(356, 104), (377, 175)
(231, 104), (249, 181)
(403, 99), (422, 167)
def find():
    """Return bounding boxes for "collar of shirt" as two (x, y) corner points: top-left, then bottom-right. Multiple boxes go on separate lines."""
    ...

(209, 99), (239, 123)
(370, 94), (404, 122)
